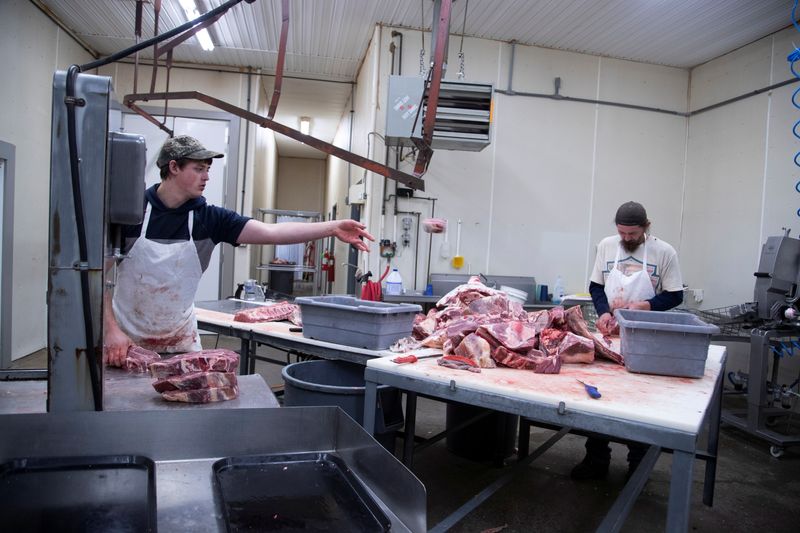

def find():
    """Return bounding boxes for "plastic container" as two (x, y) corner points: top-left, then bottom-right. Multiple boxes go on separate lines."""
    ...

(614, 309), (720, 378)
(295, 295), (422, 350)
(552, 276), (565, 304)
(282, 359), (404, 449)
(243, 279), (263, 301)
(500, 285), (528, 305)
(384, 268), (403, 296)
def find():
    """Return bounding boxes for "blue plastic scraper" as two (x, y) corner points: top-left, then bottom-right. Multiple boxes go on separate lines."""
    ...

(576, 379), (602, 399)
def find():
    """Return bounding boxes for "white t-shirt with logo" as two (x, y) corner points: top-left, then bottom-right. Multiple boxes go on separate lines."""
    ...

(590, 235), (683, 294)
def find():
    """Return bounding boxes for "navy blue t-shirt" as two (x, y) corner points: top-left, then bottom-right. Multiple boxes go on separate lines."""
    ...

(120, 185), (251, 272)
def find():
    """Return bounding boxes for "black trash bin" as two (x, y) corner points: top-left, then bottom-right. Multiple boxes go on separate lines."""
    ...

(445, 402), (518, 464)
(282, 360), (404, 451)
(269, 269), (294, 294)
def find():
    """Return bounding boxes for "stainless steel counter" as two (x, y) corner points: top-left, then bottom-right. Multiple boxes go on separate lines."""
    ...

(0, 371), (279, 414)
(0, 407), (426, 532)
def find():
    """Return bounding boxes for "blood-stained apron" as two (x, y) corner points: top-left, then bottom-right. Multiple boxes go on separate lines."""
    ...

(112, 203), (204, 353)
(604, 237), (656, 310)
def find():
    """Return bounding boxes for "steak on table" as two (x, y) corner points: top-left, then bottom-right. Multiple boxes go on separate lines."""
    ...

(124, 345), (161, 373)
(149, 349), (239, 379)
(153, 371), (238, 393)
(233, 302), (298, 323)
(161, 385), (239, 403)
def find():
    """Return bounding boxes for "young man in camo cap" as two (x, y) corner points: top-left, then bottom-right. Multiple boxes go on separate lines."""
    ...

(103, 135), (374, 364)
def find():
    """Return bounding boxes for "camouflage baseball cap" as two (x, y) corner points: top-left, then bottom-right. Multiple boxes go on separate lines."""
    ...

(156, 135), (224, 168)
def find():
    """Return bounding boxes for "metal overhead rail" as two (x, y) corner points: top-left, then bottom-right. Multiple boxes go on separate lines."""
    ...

(121, 0), (428, 190)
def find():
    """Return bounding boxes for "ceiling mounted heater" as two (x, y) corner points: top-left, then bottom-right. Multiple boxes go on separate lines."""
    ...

(385, 75), (493, 152)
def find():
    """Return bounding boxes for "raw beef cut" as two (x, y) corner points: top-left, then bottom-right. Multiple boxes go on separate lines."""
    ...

(476, 321), (538, 352)
(149, 349), (240, 379)
(492, 346), (561, 374)
(161, 385), (239, 403)
(527, 310), (553, 334)
(564, 306), (624, 364)
(557, 332), (595, 364)
(454, 333), (495, 368)
(412, 309), (438, 339)
(438, 354), (481, 373)
(233, 302), (298, 323)
(124, 345), (161, 373)
(153, 371), (238, 393)
(539, 328), (567, 356)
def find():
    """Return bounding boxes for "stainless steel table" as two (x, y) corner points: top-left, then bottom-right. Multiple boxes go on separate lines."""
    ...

(363, 346), (727, 532)
(0, 407), (426, 532)
(0, 370), (279, 414)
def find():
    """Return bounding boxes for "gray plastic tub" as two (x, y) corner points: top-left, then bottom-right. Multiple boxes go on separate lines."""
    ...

(295, 295), (422, 350)
(614, 309), (720, 378)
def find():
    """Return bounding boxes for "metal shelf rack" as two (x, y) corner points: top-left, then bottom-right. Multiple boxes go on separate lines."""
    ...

(255, 208), (324, 295)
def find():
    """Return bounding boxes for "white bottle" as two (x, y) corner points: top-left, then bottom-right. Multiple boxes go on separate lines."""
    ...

(552, 276), (565, 305)
(384, 268), (403, 296)
(243, 279), (257, 301)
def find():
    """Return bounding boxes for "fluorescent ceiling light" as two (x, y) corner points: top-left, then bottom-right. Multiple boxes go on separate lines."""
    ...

(178, 0), (215, 51)
(299, 117), (311, 135)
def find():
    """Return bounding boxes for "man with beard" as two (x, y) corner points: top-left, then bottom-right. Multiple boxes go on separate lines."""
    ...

(571, 200), (683, 480)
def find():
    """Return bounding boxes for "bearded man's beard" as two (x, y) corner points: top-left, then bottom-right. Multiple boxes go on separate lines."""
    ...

(621, 235), (645, 253)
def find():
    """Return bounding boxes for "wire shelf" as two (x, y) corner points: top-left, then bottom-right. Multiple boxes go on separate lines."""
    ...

(683, 303), (759, 338)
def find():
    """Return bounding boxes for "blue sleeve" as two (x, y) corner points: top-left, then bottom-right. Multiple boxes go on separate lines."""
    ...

(648, 290), (683, 311)
(589, 281), (610, 316)
(201, 205), (251, 245)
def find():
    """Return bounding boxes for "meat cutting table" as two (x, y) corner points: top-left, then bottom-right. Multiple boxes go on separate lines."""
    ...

(194, 300), (397, 371)
(362, 345), (727, 532)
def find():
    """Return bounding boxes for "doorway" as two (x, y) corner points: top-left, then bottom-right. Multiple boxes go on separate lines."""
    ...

(120, 108), (241, 300)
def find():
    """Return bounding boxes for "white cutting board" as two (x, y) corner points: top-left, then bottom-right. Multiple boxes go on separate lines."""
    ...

(367, 345), (726, 434)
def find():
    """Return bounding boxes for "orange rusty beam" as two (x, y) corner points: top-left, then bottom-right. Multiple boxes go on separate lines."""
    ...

(413, 0), (453, 176)
(125, 91), (425, 190)
(267, 0), (290, 119)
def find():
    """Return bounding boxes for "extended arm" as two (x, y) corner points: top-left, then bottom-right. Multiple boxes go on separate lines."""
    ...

(237, 219), (374, 251)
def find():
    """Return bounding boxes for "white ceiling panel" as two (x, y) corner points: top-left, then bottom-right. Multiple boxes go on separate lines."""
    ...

(33, 0), (796, 155)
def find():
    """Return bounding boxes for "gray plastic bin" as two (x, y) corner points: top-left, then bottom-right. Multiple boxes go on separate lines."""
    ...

(282, 360), (404, 449)
(295, 296), (422, 350)
(614, 309), (719, 378)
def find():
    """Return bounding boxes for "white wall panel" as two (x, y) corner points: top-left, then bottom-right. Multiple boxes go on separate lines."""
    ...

(690, 36), (773, 111)
(600, 58), (689, 112)
(500, 43), (601, 99)
(489, 96), (595, 293)
(591, 107), (687, 261)
(0, 1), (93, 359)
(683, 99), (769, 309)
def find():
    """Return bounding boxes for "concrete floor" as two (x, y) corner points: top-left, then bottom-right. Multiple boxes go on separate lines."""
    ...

(11, 335), (800, 532)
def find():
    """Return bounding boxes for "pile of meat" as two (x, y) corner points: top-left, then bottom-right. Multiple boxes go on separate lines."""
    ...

(148, 349), (240, 403)
(390, 277), (623, 374)
(233, 301), (302, 325)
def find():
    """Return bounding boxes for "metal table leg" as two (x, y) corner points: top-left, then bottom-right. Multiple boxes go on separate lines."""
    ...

(363, 379), (378, 435)
(703, 368), (724, 506)
(666, 450), (694, 532)
(596, 445), (661, 533)
(238, 338), (250, 375)
(402, 392), (418, 467)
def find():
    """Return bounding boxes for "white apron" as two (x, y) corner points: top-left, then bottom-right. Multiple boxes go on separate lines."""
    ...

(604, 237), (656, 310)
(112, 203), (203, 353)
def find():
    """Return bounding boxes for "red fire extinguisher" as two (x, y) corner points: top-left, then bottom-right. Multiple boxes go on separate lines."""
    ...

(322, 250), (335, 283)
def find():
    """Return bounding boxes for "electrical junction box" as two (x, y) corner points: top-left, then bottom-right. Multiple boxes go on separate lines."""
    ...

(348, 181), (367, 204)
(385, 75), (493, 152)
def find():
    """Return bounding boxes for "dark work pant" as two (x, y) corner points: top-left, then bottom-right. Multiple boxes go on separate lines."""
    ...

(585, 436), (647, 465)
